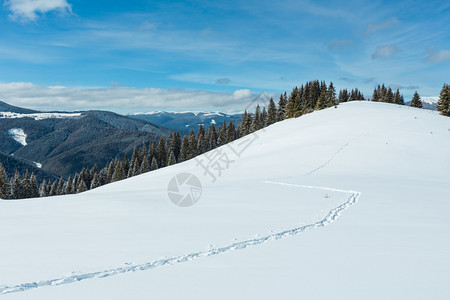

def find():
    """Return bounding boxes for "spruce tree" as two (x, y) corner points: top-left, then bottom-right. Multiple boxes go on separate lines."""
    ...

(179, 136), (189, 162)
(57, 177), (65, 195)
(206, 125), (217, 151)
(267, 97), (276, 125)
(226, 121), (236, 143)
(22, 171), (31, 198)
(112, 162), (126, 182)
(276, 93), (287, 121)
(339, 89), (349, 103)
(10, 171), (22, 199)
(90, 173), (100, 190)
(49, 181), (58, 196)
(315, 91), (327, 110)
(285, 88), (298, 118)
(327, 82), (336, 107)
(187, 130), (197, 159)
(140, 155), (150, 173)
(167, 150), (176, 166)
(0, 163), (7, 199)
(436, 84), (450, 116)
(151, 157), (159, 170)
(39, 180), (47, 197)
(409, 91), (423, 108)
(157, 136), (167, 167)
(240, 111), (251, 136)
(393, 89), (404, 105)
(76, 180), (87, 193)
(250, 105), (262, 131)
(65, 175), (73, 194)
(30, 174), (39, 198)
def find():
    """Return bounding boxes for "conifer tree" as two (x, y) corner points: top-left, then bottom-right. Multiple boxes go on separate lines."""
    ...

(179, 136), (189, 162)
(339, 89), (349, 103)
(436, 84), (450, 116)
(112, 162), (126, 182)
(90, 173), (100, 190)
(267, 97), (277, 126)
(372, 85), (381, 102)
(0, 163), (7, 199)
(140, 155), (150, 173)
(77, 179), (87, 193)
(187, 130), (197, 159)
(167, 150), (176, 166)
(172, 131), (182, 160)
(226, 120), (236, 143)
(409, 91), (423, 108)
(393, 89), (404, 105)
(250, 105), (262, 131)
(157, 136), (167, 167)
(206, 124), (217, 151)
(10, 171), (22, 199)
(107, 161), (115, 183)
(240, 111), (251, 136)
(0, 168), (8, 199)
(65, 175), (73, 195)
(128, 147), (139, 178)
(285, 88), (299, 118)
(151, 157), (159, 170)
(21, 171), (31, 198)
(49, 181), (58, 196)
(327, 82), (336, 107)
(39, 180), (47, 197)
(276, 93), (287, 121)
(30, 174), (39, 198)
(315, 91), (327, 110)
(261, 107), (267, 128)
(57, 177), (65, 195)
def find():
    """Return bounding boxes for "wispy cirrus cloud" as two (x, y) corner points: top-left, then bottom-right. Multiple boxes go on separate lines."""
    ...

(365, 17), (400, 36)
(327, 39), (355, 50)
(216, 78), (231, 85)
(371, 44), (400, 60)
(0, 82), (272, 113)
(4, 0), (72, 21)
(425, 49), (450, 63)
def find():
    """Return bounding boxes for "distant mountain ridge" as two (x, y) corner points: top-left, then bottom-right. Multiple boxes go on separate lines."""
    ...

(0, 101), (170, 178)
(127, 111), (244, 133)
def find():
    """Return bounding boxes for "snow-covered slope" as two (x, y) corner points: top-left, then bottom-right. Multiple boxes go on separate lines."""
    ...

(1, 102), (449, 299)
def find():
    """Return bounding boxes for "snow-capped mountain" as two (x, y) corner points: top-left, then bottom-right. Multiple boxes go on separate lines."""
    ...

(405, 96), (439, 110)
(1, 102), (449, 299)
(128, 111), (244, 132)
(0, 101), (169, 177)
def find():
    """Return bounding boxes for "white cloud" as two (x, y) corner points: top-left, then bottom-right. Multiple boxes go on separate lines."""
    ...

(425, 49), (450, 63)
(4, 0), (72, 21)
(0, 82), (272, 113)
(371, 45), (399, 60)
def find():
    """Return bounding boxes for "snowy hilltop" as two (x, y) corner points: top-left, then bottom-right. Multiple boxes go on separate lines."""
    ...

(0, 102), (449, 299)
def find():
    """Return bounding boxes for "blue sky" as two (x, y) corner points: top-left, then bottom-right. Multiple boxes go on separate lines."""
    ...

(0, 0), (449, 112)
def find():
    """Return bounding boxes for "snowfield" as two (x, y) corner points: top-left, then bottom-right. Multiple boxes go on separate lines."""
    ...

(0, 102), (449, 299)
(0, 112), (82, 121)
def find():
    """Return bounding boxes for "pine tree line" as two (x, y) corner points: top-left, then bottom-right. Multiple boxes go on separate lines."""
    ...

(0, 121), (243, 199)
